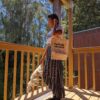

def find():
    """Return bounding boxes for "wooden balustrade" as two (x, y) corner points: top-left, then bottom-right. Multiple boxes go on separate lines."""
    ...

(0, 42), (45, 100)
(0, 41), (68, 100)
(1, 41), (100, 99)
(71, 46), (100, 90)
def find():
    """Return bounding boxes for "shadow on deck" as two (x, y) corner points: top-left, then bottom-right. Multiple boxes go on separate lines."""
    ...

(15, 87), (100, 100)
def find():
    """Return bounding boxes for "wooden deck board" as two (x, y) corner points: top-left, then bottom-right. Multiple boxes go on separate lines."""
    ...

(35, 87), (100, 100)
(89, 96), (98, 100)
(83, 94), (91, 99)
(65, 92), (75, 99)
(35, 91), (52, 100)
(72, 94), (81, 100)
(15, 87), (100, 100)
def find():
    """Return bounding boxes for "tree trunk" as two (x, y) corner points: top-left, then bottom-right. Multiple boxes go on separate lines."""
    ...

(53, 0), (62, 21)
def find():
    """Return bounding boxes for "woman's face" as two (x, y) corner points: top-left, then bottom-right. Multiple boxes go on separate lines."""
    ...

(48, 18), (54, 28)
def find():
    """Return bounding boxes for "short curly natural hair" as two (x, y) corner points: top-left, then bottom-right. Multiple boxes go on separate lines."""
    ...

(48, 13), (59, 24)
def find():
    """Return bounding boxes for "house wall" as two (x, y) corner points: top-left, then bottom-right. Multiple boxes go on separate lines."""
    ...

(73, 27), (100, 90)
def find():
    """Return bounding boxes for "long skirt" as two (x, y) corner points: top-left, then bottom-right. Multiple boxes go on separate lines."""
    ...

(43, 46), (65, 98)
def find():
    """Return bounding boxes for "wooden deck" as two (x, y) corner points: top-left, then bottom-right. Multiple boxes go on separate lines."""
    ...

(15, 87), (100, 100)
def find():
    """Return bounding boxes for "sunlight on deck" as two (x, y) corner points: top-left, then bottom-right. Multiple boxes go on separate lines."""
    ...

(35, 87), (100, 100)
(15, 87), (100, 100)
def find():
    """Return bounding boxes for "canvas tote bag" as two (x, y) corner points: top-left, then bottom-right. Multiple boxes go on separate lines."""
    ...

(51, 35), (69, 60)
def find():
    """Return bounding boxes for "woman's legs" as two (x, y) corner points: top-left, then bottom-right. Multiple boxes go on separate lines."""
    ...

(49, 61), (65, 99)
(43, 46), (65, 99)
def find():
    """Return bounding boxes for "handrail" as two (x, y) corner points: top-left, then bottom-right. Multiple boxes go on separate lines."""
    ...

(0, 41), (44, 52)
(0, 41), (68, 100)
(73, 46), (100, 53)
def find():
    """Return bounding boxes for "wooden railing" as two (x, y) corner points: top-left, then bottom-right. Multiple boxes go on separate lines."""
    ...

(70, 46), (100, 90)
(0, 42), (44, 100)
(0, 42), (67, 100)
(1, 41), (100, 100)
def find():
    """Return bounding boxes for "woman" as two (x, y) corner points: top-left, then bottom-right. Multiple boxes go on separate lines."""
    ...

(41, 14), (65, 100)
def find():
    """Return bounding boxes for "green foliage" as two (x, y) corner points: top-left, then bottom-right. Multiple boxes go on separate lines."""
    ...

(1, 0), (33, 44)
(61, 0), (100, 33)
(0, 0), (51, 46)
(73, 0), (100, 31)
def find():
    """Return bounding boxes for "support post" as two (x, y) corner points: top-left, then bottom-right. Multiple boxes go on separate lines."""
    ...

(67, 0), (74, 88)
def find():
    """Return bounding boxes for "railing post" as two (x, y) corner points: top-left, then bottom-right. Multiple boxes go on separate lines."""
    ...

(36, 53), (40, 94)
(12, 51), (17, 99)
(26, 52), (30, 90)
(64, 60), (68, 86)
(84, 53), (88, 89)
(92, 52), (96, 90)
(20, 51), (24, 96)
(67, 1), (74, 88)
(4, 50), (9, 100)
(78, 53), (81, 88)
(32, 52), (35, 72)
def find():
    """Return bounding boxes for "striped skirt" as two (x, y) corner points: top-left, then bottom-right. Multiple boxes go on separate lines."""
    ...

(43, 46), (65, 98)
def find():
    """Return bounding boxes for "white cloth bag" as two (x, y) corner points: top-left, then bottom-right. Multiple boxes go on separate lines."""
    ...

(51, 35), (69, 60)
(27, 64), (43, 93)
(30, 64), (43, 80)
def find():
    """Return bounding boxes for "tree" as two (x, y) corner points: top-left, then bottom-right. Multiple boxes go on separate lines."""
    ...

(0, 0), (52, 47)
(61, 0), (100, 33)
(0, 0), (35, 44)
(73, 0), (100, 31)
